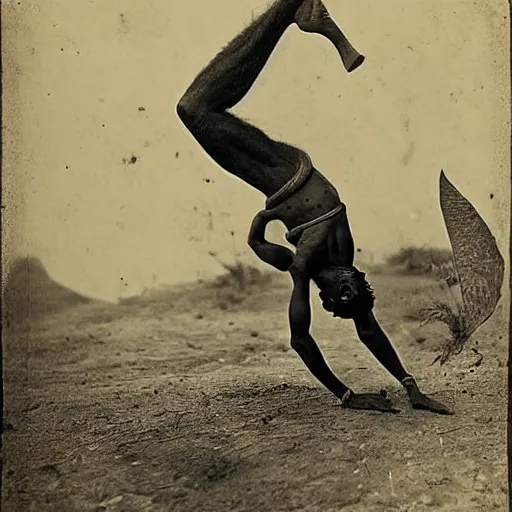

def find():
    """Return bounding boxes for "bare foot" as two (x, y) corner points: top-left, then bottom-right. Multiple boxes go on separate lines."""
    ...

(294, 0), (365, 73)
(294, 0), (332, 33)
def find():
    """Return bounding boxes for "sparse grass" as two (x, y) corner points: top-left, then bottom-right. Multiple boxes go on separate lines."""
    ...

(386, 246), (454, 276)
(418, 293), (470, 364)
(206, 251), (274, 309)
(383, 247), (469, 363)
(210, 259), (272, 291)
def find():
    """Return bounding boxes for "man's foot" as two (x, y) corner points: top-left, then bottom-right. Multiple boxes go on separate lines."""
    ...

(294, 0), (332, 33)
(294, 0), (365, 73)
(341, 390), (401, 413)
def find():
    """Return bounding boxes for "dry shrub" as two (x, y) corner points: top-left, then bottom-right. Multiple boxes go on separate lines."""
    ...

(418, 294), (469, 364)
(386, 246), (454, 276)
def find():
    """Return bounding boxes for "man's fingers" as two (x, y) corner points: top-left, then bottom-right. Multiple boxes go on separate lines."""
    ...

(411, 394), (455, 415)
(344, 393), (401, 413)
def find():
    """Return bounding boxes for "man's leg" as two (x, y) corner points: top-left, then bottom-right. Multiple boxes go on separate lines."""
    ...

(177, 0), (308, 194)
(176, 0), (358, 193)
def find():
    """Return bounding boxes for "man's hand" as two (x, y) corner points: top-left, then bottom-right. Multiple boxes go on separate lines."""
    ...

(341, 390), (400, 413)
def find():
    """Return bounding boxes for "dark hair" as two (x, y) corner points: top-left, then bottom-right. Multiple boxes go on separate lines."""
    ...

(316, 266), (375, 319)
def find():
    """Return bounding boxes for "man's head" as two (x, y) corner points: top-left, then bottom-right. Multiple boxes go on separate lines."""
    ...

(314, 266), (375, 319)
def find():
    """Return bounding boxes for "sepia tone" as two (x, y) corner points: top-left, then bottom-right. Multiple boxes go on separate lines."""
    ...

(2, 1), (510, 511)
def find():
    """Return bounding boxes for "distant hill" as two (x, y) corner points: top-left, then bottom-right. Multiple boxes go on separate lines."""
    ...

(2, 256), (94, 327)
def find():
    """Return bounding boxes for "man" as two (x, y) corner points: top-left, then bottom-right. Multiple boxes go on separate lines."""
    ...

(177, 0), (452, 414)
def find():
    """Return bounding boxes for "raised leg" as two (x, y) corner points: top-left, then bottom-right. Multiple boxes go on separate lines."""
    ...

(177, 0), (309, 194)
(176, 0), (363, 194)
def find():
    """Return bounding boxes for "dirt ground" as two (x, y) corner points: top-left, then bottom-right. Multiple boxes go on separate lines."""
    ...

(2, 271), (509, 512)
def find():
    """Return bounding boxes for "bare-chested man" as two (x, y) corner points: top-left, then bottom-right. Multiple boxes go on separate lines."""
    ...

(177, 0), (452, 415)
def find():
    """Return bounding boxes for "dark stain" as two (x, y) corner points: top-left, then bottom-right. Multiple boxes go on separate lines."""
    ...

(122, 155), (138, 165)
(65, 165), (69, 170)
(138, 106), (146, 111)
(175, 152), (180, 158)
(119, 13), (129, 33)
(401, 141), (416, 166)
(401, 115), (410, 132)
(101, 124), (105, 128)
(490, 193), (494, 199)
(204, 178), (211, 183)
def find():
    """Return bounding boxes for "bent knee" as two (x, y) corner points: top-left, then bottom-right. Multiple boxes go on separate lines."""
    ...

(176, 93), (206, 129)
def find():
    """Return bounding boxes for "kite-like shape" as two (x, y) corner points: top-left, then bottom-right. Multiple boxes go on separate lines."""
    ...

(422, 170), (505, 364)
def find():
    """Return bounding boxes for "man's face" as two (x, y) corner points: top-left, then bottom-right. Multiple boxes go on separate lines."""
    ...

(318, 270), (375, 319)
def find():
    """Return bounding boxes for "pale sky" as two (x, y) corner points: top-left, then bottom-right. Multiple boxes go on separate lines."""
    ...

(3, 0), (510, 301)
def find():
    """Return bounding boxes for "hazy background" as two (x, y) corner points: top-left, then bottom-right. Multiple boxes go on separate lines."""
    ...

(3, 0), (510, 302)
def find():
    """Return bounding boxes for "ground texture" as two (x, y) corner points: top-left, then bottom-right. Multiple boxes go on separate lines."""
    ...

(2, 272), (508, 511)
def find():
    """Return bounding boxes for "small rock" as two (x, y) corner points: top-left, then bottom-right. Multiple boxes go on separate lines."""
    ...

(99, 495), (123, 508)
(419, 494), (434, 506)
(218, 358), (226, 363)
(131, 461), (141, 466)
(250, 331), (259, 338)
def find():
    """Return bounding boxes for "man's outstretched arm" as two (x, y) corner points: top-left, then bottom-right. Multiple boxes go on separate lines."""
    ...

(353, 312), (453, 414)
(288, 263), (399, 412)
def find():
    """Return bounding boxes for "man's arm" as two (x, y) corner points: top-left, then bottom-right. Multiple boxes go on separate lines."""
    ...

(288, 264), (399, 412)
(288, 263), (351, 399)
(353, 312), (411, 383)
(247, 210), (294, 272)
(353, 312), (453, 414)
